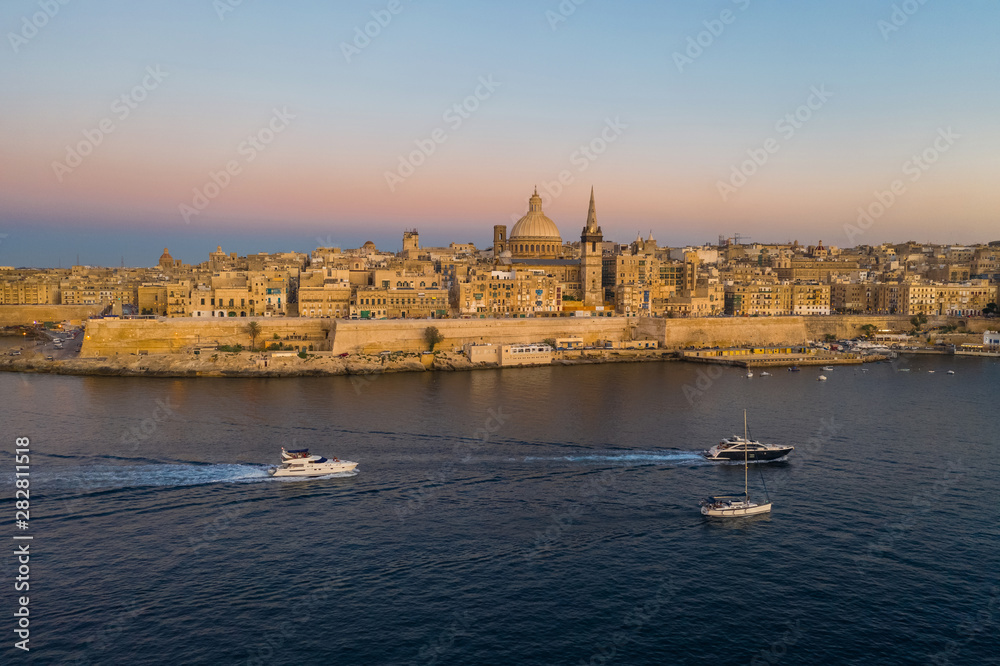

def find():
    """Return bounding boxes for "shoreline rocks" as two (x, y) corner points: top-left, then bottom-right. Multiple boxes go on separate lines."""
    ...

(0, 349), (676, 378)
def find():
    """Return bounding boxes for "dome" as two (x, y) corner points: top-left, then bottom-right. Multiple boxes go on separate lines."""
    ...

(510, 188), (561, 241)
(159, 247), (172, 261)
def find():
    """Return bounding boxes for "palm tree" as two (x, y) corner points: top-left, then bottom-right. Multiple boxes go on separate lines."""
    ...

(244, 321), (262, 351)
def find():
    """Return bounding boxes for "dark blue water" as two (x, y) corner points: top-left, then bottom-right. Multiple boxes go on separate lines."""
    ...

(2, 356), (999, 665)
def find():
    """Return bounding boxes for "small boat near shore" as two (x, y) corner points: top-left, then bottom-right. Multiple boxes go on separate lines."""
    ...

(268, 448), (358, 477)
(818, 375), (827, 381)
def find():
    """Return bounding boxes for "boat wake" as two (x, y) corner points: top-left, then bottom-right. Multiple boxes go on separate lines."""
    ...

(36, 463), (272, 491)
(524, 451), (704, 465)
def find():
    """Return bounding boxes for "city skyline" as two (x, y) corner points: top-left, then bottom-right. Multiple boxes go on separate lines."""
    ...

(3, 1), (999, 267)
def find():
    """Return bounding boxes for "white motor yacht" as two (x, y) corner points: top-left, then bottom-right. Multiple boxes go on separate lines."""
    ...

(704, 435), (794, 462)
(268, 448), (358, 477)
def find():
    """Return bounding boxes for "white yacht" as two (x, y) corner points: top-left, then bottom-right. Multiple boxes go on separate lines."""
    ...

(817, 375), (827, 381)
(268, 448), (358, 477)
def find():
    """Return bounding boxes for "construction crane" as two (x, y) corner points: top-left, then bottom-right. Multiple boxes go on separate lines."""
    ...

(718, 233), (751, 247)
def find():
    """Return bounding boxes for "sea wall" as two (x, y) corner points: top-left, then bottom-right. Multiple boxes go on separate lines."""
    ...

(80, 317), (329, 356)
(0, 304), (103, 327)
(637, 314), (984, 348)
(330, 317), (634, 354)
(79, 313), (995, 358)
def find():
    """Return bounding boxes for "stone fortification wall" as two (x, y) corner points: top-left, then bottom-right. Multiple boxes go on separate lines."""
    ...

(638, 317), (809, 349)
(80, 317), (329, 357)
(0, 305), (103, 326)
(330, 317), (633, 354)
(79, 314), (996, 358)
(637, 314), (984, 349)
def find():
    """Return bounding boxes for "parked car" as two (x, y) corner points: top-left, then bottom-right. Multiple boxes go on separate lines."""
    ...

(337, 352), (349, 357)
(45, 355), (54, 360)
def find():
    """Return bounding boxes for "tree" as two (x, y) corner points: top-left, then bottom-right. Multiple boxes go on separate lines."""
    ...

(542, 338), (556, 349)
(244, 321), (261, 351)
(859, 324), (877, 339)
(909, 313), (928, 331)
(983, 302), (999, 317)
(424, 326), (445, 351)
(823, 333), (837, 343)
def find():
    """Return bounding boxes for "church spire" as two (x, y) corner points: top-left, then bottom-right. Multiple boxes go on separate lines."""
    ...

(585, 186), (598, 233)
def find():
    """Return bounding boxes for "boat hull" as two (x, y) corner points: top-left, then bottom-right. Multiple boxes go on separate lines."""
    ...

(269, 461), (358, 477)
(704, 447), (794, 462)
(701, 501), (772, 517)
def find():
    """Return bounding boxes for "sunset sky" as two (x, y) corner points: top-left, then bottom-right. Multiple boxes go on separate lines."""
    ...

(2, 0), (998, 267)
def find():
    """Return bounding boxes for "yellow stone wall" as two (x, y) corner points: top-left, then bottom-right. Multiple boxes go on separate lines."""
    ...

(78, 314), (997, 358)
(0, 304), (104, 326)
(330, 318), (633, 354)
(80, 318), (330, 356)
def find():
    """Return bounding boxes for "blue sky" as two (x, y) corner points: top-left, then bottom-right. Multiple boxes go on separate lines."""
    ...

(2, 0), (998, 267)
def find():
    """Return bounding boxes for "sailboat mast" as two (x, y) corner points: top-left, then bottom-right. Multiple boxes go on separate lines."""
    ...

(744, 410), (749, 500)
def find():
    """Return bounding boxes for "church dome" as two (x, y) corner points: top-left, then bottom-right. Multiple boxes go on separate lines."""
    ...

(159, 247), (173, 267)
(510, 188), (561, 241)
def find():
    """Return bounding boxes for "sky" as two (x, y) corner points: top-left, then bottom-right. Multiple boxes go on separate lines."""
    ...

(1, 0), (998, 268)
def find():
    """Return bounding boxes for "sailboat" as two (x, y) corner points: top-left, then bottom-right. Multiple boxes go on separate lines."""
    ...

(700, 410), (773, 518)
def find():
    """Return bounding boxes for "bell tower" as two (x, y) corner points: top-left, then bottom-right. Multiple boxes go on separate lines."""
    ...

(493, 224), (507, 258)
(580, 187), (604, 307)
